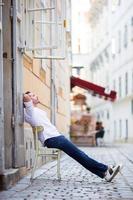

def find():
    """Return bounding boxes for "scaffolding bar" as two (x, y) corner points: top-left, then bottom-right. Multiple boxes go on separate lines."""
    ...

(34, 56), (65, 60)
(35, 21), (62, 25)
(27, 7), (55, 12)
(25, 45), (57, 51)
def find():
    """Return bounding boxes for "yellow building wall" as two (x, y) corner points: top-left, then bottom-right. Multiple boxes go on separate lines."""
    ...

(22, 0), (71, 171)
(23, 52), (70, 135)
(54, 59), (71, 134)
(23, 54), (51, 114)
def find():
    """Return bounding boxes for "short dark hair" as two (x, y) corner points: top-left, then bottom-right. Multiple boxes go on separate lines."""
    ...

(96, 121), (100, 125)
(23, 91), (31, 108)
(25, 91), (31, 94)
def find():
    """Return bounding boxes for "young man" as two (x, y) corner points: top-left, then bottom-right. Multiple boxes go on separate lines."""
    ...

(95, 121), (105, 146)
(23, 91), (122, 182)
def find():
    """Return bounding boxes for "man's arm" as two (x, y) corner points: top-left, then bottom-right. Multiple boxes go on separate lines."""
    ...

(23, 94), (34, 116)
(88, 130), (98, 136)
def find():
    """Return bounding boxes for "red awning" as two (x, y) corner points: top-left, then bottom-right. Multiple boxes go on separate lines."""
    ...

(71, 76), (117, 102)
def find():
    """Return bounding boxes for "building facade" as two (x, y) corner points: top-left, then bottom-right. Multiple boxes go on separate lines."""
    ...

(0, 0), (71, 190)
(87, 0), (133, 143)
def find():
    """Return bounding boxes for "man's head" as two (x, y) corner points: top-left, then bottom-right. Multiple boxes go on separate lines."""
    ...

(24, 91), (40, 106)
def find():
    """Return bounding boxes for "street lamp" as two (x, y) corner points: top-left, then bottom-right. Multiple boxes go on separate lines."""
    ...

(72, 66), (84, 77)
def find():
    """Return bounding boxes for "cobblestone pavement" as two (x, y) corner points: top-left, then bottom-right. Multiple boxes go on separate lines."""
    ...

(0, 143), (133, 200)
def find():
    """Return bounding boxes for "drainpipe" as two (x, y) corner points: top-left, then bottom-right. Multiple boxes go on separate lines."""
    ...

(0, 1), (5, 174)
(50, 1), (56, 125)
(50, 43), (56, 124)
(50, 59), (56, 124)
(11, 0), (17, 167)
(11, 0), (24, 168)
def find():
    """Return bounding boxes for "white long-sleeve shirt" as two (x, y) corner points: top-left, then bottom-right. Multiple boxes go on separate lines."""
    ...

(24, 101), (61, 144)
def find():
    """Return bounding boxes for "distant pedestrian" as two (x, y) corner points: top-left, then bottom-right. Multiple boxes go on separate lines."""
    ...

(95, 121), (105, 146)
(23, 91), (122, 182)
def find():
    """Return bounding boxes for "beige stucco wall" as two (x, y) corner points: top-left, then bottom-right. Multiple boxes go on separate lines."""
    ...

(23, 52), (70, 169)
(22, 0), (71, 169)
(22, 10), (71, 170)
(23, 54), (70, 134)
(55, 60), (71, 134)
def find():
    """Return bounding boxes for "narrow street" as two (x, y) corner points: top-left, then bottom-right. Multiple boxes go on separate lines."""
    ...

(0, 0), (133, 198)
(0, 144), (133, 200)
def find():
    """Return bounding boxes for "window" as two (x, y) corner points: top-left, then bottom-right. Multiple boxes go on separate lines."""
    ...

(125, 119), (128, 141)
(124, 25), (128, 48)
(16, 0), (23, 48)
(101, 111), (104, 118)
(112, 0), (120, 12)
(78, 38), (81, 54)
(24, 0), (66, 59)
(118, 76), (122, 98)
(131, 17), (133, 41)
(132, 69), (133, 92)
(24, 0), (34, 52)
(114, 120), (117, 139)
(125, 72), (128, 95)
(118, 0), (121, 6)
(107, 110), (110, 119)
(119, 119), (122, 138)
(17, 0), (21, 13)
(118, 30), (121, 53)
(111, 37), (116, 57)
(97, 113), (100, 120)
(113, 79), (116, 90)
(131, 100), (133, 114)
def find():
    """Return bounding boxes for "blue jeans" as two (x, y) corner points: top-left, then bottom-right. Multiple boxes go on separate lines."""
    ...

(44, 135), (108, 178)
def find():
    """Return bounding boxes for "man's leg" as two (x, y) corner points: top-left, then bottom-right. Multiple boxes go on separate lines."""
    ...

(95, 137), (98, 146)
(45, 135), (108, 178)
(95, 134), (98, 146)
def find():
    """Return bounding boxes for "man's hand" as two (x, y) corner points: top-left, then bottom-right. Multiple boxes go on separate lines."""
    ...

(23, 94), (31, 102)
(88, 130), (98, 136)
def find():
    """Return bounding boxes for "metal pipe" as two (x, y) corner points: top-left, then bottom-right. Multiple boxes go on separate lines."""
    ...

(35, 21), (62, 25)
(50, 0), (56, 125)
(33, 0), (35, 54)
(34, 56), (65, 60)
(0, 22), (2, 30)
(27, 7), (55, 12)
(0, 0), (5, 173)
(11, 0), (17, 167)
(26, 45), (57, 51)
(12, 0), (25, 167)
(54, 0), (58, 47)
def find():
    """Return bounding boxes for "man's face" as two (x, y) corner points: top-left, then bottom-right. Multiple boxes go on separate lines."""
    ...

(28, 92), (40, 105)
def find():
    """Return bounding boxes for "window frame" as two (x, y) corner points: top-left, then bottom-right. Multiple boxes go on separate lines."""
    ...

(24, 0), (66, 60)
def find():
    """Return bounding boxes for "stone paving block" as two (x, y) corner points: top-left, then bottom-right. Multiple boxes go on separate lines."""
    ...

(0, 190), (19, 199)
(0, 145), (133, 199)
